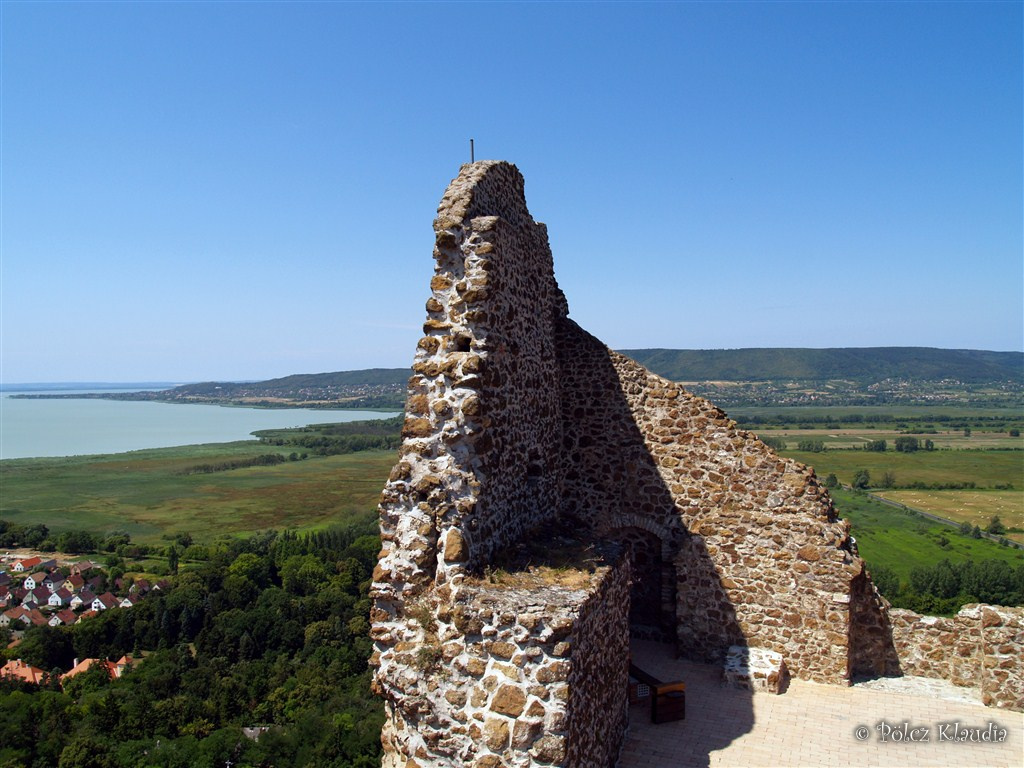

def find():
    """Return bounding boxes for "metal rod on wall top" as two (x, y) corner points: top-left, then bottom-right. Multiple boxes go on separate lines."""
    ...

(470, 139), (474, 163)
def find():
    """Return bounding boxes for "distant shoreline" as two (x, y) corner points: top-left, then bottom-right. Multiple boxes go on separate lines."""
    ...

(7, 391), (400, 411)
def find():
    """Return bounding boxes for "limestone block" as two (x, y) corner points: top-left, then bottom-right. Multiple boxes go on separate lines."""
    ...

(489, 685), (526, 717)
(723, 646), (787, 694)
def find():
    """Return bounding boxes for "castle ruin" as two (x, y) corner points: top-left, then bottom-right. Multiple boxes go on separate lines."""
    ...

(369, 161), (1022, 768)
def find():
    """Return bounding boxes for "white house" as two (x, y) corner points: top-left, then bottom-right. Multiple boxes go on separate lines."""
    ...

(48, 588), (73, 607)
(23, 572), (46, 591)
(91, 592), (118, 611)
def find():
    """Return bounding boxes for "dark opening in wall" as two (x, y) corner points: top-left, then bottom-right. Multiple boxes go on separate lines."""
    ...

(614, 527), (678, 642)
(452, 334), (471, 352)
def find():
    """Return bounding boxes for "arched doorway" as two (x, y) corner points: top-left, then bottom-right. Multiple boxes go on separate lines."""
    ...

(610, 523), (680, 642)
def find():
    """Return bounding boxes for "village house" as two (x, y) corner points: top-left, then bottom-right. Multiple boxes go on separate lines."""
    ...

(22, 572), (47, 591)
(2, 606), (48, 628)
(62, 655), (135, 683)
(47, 588), (73, 608)
(91, 592), (118, 612)
(1, 659), (46, 685)
(70, 560), (96, 576)
(62, 574), (85, 592)
(0, 556), (149, 633)
(22, 586), (50, 607)
(70, 590), (96, 611)
(42, 573), (63, 592)
(48, 609), (77, 627)
(118, 593), (143, 608)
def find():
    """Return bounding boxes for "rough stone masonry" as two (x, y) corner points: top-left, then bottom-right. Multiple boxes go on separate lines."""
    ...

(369, 161), (1023, 768)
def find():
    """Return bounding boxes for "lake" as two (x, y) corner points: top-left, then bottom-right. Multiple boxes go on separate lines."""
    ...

(0, 388), (400, 460)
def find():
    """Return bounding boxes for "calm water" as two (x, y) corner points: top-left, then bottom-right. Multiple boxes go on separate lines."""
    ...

(0, 388), (399, 460)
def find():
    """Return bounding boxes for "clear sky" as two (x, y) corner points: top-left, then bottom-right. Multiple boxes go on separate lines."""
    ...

(2, 1), (1021, 383)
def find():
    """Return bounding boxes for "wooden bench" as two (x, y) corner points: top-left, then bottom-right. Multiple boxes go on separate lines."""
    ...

(629, 662), (686, 724)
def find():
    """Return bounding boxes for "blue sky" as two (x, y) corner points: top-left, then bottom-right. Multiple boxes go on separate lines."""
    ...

(2, 1), (1021, 383)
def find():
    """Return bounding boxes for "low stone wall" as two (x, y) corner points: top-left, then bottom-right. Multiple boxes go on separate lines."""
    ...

(890, 605), (1023, 711)
(564, 552), (631, 767)
(377, 553), (630, 767)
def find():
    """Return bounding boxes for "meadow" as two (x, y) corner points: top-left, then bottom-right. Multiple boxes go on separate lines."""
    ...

(872, 490), (1023, 544)
(830, 488), (1024, 585)
(780, 444), (1023, 544)
(778, 447), (1022, 488)
(0, 441), (395, 544)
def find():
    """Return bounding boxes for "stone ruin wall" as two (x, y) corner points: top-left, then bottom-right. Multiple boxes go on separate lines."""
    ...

(377, 555), (630, 768)
(851, 594), (1023, 711)
(370, 160), (1022, 767)
(553, 320), (861, 681)
(374, 162), (568, 604)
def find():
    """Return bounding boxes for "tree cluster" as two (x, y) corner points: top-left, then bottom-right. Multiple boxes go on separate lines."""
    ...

(0, 523), (144, 556)
(0, 525), (384, 768)
(870, 558), (1024, 616)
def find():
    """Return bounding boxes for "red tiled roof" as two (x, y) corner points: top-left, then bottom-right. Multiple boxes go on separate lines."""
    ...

(1, 659), (46, 684)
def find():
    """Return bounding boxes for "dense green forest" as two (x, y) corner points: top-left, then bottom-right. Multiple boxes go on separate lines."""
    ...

(253, 417), (404, 457)
(1, 525), (384, 768)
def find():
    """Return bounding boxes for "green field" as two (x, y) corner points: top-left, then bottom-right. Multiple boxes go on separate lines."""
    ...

(780, 447), (1023, 488)
(757, 427), (1022, 450)
(0, 441), (396, 544)
(830, 489), (1024, 585)
(730, 405), (1024, 421)
(874, 489), (1024, 544)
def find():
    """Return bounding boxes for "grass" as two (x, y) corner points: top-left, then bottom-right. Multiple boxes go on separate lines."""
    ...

(780, 447), (1023, 488)
(831, 489), (1024, 586)
(0, 441), (396, 544)
(873, 490), (1024, 544)
(759, 428), (1022, 450)
(782, 448), (1023, 547)
(729, 405), (1024, 420)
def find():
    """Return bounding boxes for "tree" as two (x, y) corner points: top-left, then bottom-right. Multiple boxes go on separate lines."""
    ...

(880, 471), (896, 489)
(870, 565), (900, 597)
(57, 734), (114, 768)
(18, 625), (76, 672)
(59, 530), (99, 553)
(864, 439), (887, 452)
(22, 523), (50, 548)
(823, 473), (839, 489)
(851, 469), (871, 489)
(924, 439), (935, 451)
(167, 545), (180, 575)
(986, 516), (1006, 535)
(971, 525), (982, 539)
(102, 531), (131, 552)
(1010, 429), (1021, 437)
(894, 437), (919, 453)
(964, 427), (972, 437)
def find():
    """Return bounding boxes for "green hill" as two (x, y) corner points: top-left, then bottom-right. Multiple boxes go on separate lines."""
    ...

(617, 347), (1023, 384)
(172, 368), (410, 397)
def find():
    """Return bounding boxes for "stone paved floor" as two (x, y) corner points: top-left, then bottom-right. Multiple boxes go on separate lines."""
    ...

(617, 640), (1023, 768)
